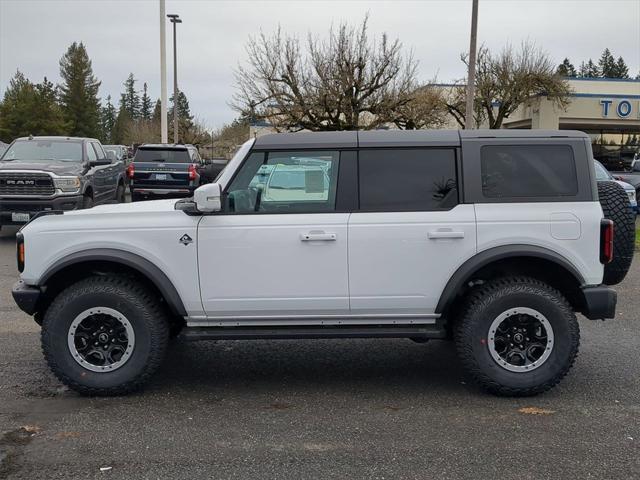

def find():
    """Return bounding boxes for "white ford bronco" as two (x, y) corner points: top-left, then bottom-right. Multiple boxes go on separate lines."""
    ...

(11, 130), (634, 396)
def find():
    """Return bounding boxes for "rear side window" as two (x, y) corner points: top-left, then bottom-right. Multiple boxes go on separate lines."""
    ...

(481, 145), (578, 198)
(358, 149), (458, 211)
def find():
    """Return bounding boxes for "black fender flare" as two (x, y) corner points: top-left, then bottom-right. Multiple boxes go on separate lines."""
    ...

(435, 245), (585, 314)
(38, 248), (187, 317)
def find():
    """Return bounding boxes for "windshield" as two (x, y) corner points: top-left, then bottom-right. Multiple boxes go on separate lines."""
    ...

(134, 148), (191, 163)
(594, 160), (612, 181)
(0, 140), (83, 162)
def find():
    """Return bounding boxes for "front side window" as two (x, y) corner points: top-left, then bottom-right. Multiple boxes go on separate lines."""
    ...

(481, 145), (578, 198)
(359, 149), (458, 211)
(226, 150), (340, 213)
(86, 142), (97, 162)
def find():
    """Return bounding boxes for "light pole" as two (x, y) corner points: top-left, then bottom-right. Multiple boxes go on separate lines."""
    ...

(159, 0), (168, 143)
(465, 0), (479, 130)
(167, 13), (182, 143)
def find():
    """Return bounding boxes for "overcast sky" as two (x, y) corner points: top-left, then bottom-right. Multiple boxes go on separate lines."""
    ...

(1, 0), (639, 130)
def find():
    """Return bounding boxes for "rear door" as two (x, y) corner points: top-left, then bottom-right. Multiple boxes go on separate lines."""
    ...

(197, 149), (350, 322)
(348, 148), (477, 317)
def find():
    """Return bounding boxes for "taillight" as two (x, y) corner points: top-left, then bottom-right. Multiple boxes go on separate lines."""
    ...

(188, 163), (198, 181)
(16, 232), (25, 273)
(126, 163), (135, 179)
(600, 219), (614, 264)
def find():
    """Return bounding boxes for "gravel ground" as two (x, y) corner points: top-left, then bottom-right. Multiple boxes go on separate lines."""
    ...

(0, 224), (638, 479)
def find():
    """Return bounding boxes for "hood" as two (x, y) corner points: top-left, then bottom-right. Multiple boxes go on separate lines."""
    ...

(614, 179), (635, 192)
(0, 160), (84, 176)
(64, 198), (179, 216)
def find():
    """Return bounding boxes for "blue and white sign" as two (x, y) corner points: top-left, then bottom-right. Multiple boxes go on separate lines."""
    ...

(600, 99), (640, 119)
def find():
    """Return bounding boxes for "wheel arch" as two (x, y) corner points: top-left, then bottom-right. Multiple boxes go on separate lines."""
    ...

(37, 249), (187, 318)
(436, 245), (587, 317)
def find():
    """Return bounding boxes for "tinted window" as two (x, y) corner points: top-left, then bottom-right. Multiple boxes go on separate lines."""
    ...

(134, 148), (191, 163)
(226, 150), (339, 213)
(359, 149), (458, 211)
(481, 145), (578, 198)
(1, 140), (83, 162)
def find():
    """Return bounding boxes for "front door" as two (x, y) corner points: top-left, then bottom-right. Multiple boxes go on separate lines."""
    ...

(197, 149), (349, 323)
(348, 148), (477, 317)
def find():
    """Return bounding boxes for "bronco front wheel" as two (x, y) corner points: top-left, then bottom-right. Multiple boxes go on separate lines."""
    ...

(41, 276), (169, 396)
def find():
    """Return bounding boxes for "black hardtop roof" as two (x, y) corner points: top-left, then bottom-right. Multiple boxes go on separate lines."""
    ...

(253, 129), (590, 149)
(15, 136), (97, 143)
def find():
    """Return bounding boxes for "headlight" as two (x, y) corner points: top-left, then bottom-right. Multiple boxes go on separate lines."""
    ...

(54, 176), (81, 192)
(627, 190), (636, 203)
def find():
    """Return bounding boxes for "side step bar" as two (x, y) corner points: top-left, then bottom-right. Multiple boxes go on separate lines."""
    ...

(180, 324), (447, 341)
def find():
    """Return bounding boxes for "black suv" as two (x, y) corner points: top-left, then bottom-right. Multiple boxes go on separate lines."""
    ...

(0, 136), (126, 228)
(128, 144), (207, 201)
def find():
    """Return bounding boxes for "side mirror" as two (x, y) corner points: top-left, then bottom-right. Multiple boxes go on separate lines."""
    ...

(89, 159), (111, 167)
(194, 182), (222, 212)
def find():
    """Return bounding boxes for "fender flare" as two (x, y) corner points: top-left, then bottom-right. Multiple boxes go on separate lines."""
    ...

(435, 245), (586, 314)
(38, 248), (187, 317)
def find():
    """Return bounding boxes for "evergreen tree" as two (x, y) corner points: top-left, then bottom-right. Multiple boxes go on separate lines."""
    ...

(598, 48), (617, 77)
(556, 58), (577, 77)
(0, 71), (68, 142)
(58, 42), (101, 137)
(121, 73), (141, 120)
(152, 98), (162, 122)
(613, 56), (629, 79)
(140, 83), (152, 120)
(100, 95), (117, 143)
(169, 91), (193, 142)
(579, 59), (600, 78)
(111, 104), (130, 145)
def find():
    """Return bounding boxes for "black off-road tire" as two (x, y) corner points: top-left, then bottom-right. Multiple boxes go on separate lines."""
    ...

(598, 181), (634, 285)
(41, 276), (170, 396)
(82, 194), (94, 209)
(454, 277), (580, 397)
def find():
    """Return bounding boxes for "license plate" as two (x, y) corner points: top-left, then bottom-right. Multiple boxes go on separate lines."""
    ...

(155, 174), (167, 180)
(11, 212), (30, 223)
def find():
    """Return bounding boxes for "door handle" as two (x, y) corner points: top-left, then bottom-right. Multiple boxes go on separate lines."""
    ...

(428, 230), (465, 239)
(300, 232), (337, 242)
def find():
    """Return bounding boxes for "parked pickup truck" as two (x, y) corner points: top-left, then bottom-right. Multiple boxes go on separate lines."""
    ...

(11, 130), (635, 397)
(609, 159), (640, 196)
(0, 136), (126, 229)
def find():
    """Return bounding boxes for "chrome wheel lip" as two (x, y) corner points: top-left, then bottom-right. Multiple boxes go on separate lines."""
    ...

(67, 307), (135, 373)
(487, 307), (554, 373)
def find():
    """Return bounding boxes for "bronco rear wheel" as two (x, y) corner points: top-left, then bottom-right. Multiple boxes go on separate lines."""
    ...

(41, 276), (169, 396)
(455, 276), (579, 396)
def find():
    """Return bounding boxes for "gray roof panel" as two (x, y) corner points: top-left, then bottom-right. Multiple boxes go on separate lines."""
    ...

(358, 130), (460, 147)
(460, 129), (590, 139)
(254, 131), (357, 150)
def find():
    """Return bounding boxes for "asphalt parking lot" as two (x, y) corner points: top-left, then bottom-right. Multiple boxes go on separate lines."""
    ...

(0, 225), (639, 479)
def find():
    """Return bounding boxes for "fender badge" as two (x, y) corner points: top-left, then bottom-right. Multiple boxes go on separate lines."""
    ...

(179, 234), (193, 246)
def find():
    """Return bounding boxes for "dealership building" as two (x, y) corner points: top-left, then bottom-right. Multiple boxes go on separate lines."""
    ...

(500, 78), (640, 168)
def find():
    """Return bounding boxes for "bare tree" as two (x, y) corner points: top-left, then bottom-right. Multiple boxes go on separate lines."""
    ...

(445, 41), (573, 129)
(391, 84), (449, 130)
(233, 16), (419, 131)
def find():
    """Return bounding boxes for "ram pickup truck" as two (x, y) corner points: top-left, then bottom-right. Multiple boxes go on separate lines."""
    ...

(11, 130), (635, 397)
(0, 136), (126, 228)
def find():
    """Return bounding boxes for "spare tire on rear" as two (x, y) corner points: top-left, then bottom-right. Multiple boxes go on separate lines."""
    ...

(598, 181), (635, 285)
